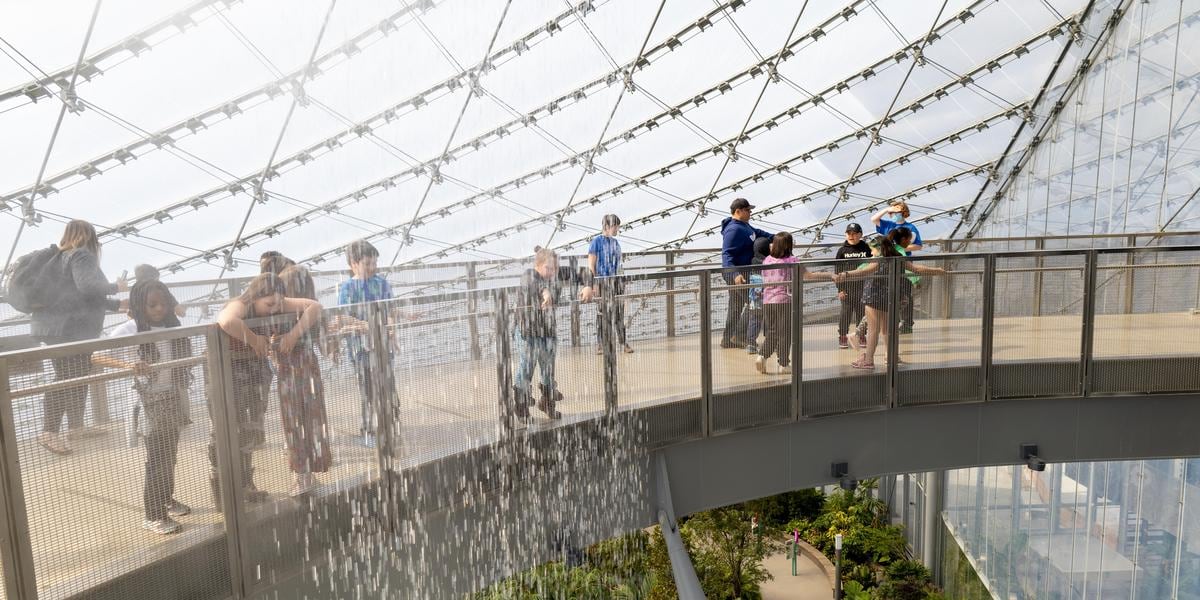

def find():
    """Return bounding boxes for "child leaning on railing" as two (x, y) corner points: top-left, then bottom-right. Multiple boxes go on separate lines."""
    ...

(91, 280), (194, 536)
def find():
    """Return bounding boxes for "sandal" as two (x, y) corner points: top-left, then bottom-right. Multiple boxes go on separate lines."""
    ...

(36, 432), (71, 455)
(850, 355), (875, 370)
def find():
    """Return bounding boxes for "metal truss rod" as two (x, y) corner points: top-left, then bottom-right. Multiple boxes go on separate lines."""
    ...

(387, 0), (514, 265)
(677, 0), (812, 242)
(540, 0), (669, 249)
(401, 168), (980, 297)
(678, 202), (973, 266)
(392, 101), (1018, 268)
(217, 0), (338, 278)
(298, 0), (1013, 266)
(385, 16), (1067, 263)
(801, 0), (950, 253)
(1, 0), (104, 287)
(0, 0), (236, 110)
(161, 0), (846, 271)
(994, 129), (1200, 228)
(953, 0), (1131, 239)
(94, 0), (740, 253)
(639, 164), (988, 254)
(0, 0), (447, 209)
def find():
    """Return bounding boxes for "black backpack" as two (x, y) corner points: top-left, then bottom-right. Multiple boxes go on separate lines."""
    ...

(5, 245), (67, 314)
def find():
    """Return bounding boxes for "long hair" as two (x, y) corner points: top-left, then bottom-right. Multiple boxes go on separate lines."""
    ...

(279, 265), (317, 300)
(129, 280), (193, 390)
(59, 220), (100, 256)
(874, 229), (911, 259)
(259, 251), (295, 277)
(769, 232), (794, 259)
(237, 272), (288, 307)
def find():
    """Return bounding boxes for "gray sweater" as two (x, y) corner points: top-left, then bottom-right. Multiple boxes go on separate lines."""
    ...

(30, 248), (120, 343)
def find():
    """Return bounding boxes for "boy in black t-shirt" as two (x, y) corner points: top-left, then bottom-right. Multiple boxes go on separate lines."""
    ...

(835, 223), (871, 349)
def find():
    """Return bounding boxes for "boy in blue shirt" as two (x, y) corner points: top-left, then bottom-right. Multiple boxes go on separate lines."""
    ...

(337, 240), (393, 447)
(588, 214), (634, 355)
(872, 201), (923, 334)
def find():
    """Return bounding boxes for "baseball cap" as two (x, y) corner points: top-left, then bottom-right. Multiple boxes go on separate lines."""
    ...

(730, 198), (755, 212)
(845, 222), (863, 234)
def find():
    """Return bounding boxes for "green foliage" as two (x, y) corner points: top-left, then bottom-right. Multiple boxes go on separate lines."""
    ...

(747, 488), (825, 527)
(646, 526), (681, 600)
(870, 559), (936, 600)
(471, 532), (652, 600)
(802, 483), (906, 568)
(842, 580), (872, 600)
(685, 504), (783, 599)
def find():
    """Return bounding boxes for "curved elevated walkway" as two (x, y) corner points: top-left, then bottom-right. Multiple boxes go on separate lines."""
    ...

(1, 243), (1199, 599)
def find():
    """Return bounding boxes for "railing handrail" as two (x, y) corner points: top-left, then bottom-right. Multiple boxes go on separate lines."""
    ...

(5, 242), (1199, 362)
(3, 238), (1200, 598)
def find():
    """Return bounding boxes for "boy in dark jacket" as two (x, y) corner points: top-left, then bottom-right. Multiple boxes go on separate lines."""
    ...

(719, 198), (773, 349)
(835, 223), (871, 349)
(512, 247), (594, 420)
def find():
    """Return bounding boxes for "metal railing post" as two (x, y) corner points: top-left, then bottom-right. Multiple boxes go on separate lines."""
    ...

(367, 302), (397, 514)
(790, 264), (802, 420)
(0, 357), (38, 600)
(886, 257), (902, 409)
(1124, 234), (1137, 314)
(698, 275), (713, 437)
(466, 263), (481, 361)
(204, 327), (249, 599)
(569, 256), (581, 347)
(665, 252), (677, 338)
(494, 289), (516, 435)
(1081, 249), (1099, 397)
(980, 254), (997, 402)
(601, 278), (618, 415)
(1032, 238), (1045, 317)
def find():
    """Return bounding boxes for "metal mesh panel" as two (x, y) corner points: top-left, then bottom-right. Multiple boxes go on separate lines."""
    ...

(549, 299), (606, 423)
(237, 304), (386, 590)
(710, 263), (797, 432)
(801, 258), (886, 416)
(897, 256), (984, 406)
(387, 293), (501, 469)
(1092, 249), (1200, 394)
(5, 331), (231, 599)
(992, 253), (1085, 398)
(616, 274), (702, 446)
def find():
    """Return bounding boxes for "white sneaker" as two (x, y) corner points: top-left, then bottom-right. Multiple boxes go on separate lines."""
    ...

(142, 518), (181, 535)
(754, 355), (766, 374)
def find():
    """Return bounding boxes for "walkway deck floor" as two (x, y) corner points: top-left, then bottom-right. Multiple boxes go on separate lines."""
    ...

(5, 312), (1196, 598)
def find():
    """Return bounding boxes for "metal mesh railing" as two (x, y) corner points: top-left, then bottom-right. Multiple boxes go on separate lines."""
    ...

(3, 327), (230, 600)
(0, 242), (1198, 597)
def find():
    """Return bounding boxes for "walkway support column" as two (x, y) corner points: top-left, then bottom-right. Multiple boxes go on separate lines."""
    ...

(654, 453), (705, 599)
(922, 470), (944, 575)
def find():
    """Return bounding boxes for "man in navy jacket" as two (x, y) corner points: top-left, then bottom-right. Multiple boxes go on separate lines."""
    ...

(719, 198), (773, 348)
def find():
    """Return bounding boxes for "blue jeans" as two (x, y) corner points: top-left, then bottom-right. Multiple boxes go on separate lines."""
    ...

(351, 352), (384, 435)
(513, 332), (556, 394)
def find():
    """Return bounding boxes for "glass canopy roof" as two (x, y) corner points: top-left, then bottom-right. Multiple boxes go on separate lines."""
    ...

(1, 0), (1132, 280)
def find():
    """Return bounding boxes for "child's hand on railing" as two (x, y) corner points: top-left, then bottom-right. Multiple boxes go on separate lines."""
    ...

(247, 333), (270, 358)
(132, 361), (151, 377)
(579, 286), (595, 303)
(278, 330), (301, 354)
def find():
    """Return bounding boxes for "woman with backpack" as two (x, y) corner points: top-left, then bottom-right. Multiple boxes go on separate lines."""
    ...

(27, 220), (128, 455)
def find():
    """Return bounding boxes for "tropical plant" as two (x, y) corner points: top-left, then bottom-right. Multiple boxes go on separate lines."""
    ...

(685, 504), (783, 599)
